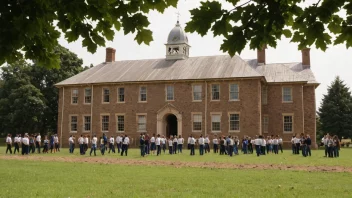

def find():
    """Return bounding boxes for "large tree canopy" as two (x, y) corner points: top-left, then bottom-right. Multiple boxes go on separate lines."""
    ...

(186, 0), (352, 56)
(0, 0), (177, 68)
(318, 76), (352, 139)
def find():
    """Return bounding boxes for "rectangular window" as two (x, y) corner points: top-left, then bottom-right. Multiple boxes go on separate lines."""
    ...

(283, 115), (293, 133)
(263, 116), (269, 133)
(166, 85), (174, 101)
(139, 87), (147, 102)
(103, 88), (110, 103)
(84, 88), (91, 104)
(229, 113), (240, 131)
(118, 87), (125, 102)
(71, 89), (78, 104)
(282, 87), (292, 102)
(84, 116), (91, 132)
(211, 84), (220, 100)
(193, 85), (202, 101)
(138, 115), (146, 131)
(117, 115), (125, 132)
(70, 116), (77, 132)
(262, 86), (268, 104)
(229, 84), (239, 101)
(211, 114), (221, 132)
(192, 114), (202, 131)
(101, 115), (109, 132)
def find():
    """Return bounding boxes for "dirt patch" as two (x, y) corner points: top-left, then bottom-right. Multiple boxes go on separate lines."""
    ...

(2, 155), (352, 173)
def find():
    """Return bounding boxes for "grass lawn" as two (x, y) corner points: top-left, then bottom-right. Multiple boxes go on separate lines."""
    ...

(1, 148), (352, 198)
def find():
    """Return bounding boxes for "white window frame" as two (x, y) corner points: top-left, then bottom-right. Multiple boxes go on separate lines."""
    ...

(228, 112), (240, 132)
(101, 114), (110, 132)
(211, 84), (220, 101)
(83, 115), (91, 132)
(116, 113), (125, 133)
(263, 115), (269, 133)
(191, 112), (202, 132)
(102, 88), (110, 104)
(117, 87), (125, 103)
(84, 88), (92, 104)
(229, 84), (239, 101)
(211, 112), (222, 133)
(282, 86), (293, 103)
(136, 113), (147, 132)
(69, 115), (78, 133)
(139, 86), (147, 103)
(192, 84), (202, 102)
(71, 88), (78, 104)
(165, 85), (175, 101)
(283, 113), (294, 133)
(262, 86), (268, 105)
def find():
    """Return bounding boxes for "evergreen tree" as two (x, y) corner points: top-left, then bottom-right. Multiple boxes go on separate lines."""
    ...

(318, 76), (352, 139)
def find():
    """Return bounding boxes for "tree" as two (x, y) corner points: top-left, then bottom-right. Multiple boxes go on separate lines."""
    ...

(185, 0), (352, 56)
(318, 76), (352, 139)
(0, 0), (178, 68)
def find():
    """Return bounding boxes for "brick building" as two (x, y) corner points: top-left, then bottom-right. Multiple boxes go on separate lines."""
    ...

(56, 21), (318, 147)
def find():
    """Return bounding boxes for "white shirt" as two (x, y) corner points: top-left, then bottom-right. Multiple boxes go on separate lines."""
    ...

(36, 135), (41, 142)
(228, 138), (234, 146)
(168, 140), (173, 146)
(109, 137), (114, 144)
(190, 137), (195, 145)
(116, 136), (122, 143)
(177, 138), (184, 144)
(254, 138), (262, 145)
(156, 137), (161, 145)
(294, 137), (301, 144)
(213, 138), (218, 144)
(198, 137), (205, 145)
(268, 139), (272, 144)
(278, 138), (283, 144)
(261, 139), (266, 146)
(14, 137), (18, 143)
(204, 137), (210, 144)
(6, 137), (12, 144)
(273, 139), (279, 145)
(161, 138), (166, 144)
(54, 136), (59, 143)
(69, 137), (73, 143)
(92, 137), (97, 144)
(84, 137), (89, 144)
(173, 138), (178, 143)
(150, 137), (155, 143)
(22, 137), (29, 145)
(187, 137), (191, 144)
(123, 137), (129, 145)
(78, 137), (84, 144)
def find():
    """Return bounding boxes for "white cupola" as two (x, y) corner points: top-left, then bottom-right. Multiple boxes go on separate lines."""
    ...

(165, 21), (190, 60)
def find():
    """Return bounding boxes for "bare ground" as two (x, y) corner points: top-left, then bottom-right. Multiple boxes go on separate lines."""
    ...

(1, 155), (351, 173)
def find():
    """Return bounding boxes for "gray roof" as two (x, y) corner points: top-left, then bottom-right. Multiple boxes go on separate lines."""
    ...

(56, 55), (318, 86)
(167, 21), (188, 45)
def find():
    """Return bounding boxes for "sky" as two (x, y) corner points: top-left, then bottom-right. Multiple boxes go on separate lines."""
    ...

(58, 0), (352, 110)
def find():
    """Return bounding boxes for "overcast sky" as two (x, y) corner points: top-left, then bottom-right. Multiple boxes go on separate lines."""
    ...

(59, 0), (352, 109)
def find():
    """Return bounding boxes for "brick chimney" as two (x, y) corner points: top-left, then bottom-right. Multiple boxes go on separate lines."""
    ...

(257, 45), (267, 65)
(105, 47), (116, 62)
(301, 48), (310, 67)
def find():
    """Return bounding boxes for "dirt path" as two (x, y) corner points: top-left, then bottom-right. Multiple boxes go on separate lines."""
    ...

(2, 155), (352, 173)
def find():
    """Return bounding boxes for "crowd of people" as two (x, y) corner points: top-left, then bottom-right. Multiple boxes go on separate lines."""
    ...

(4, 132), (340, 158)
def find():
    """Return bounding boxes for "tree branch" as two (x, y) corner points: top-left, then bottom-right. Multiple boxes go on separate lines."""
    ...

(229, 0), (253, 13)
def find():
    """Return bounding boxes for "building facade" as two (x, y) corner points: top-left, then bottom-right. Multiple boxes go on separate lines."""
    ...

(56, 21), (318, 147)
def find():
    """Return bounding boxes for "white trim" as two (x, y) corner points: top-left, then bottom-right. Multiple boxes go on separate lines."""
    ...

(228, 112), (240, 133)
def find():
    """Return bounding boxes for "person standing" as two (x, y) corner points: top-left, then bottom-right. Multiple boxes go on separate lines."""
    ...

(108, 136), (115, 154)
(54, 134), (60, 152)
(189, 135), (195, 156)
(187, 135), (191, 150)
(323, 135), (328, 157)
(168, 137), (173, 155)
(301, 135), (307, 157)
(177, 135), (184, 154)
(173, 135), (178, 154)
(29, 135), (35, 154)
(36, 133), (41, 153)
(90, 135), (98, 156)
(254, 135), (262, 157)
(272, 136), (279, 154)
(156, 134), (161, 156)
(100, 137), (105, 155)
(227, 136), (234, 157)
(50, 135), (55, 153)
(248, 137), (253, 154)
(327, 136), (334, 158)
(219, 137), (225, 155)
(6, 134), (12, 154)
(161, 135), (166, 154)
(278, 136), (283, 153)
(121, 135), (129, 156)
(116, 135), (122, 153)
(198, 135), (205, 156)
(43, 136), (49, 153)
(306, 134), (312, 157)
(213, 135), (219, 153)
(333, 135), (340, 158)
(83, 135), (89, 153)
(78, 135), (84, 155)
(294, 135), (301, 155)
(14, 134), (20, 154)
(103, 133), (108, 151)
(150, 134), (156, 155)
(144, 134), (150, 155)
(291, 135), (296, 154)
(68, 135), (73, 153)
(22, 134), (29, 155)
(204, 135), (210, 154)
(233, 136), (239, 155)
(140, 134), (146, 157)
(261, 136), (266, 155)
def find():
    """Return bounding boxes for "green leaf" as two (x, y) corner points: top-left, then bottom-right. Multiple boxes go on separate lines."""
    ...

(282, 29), (292, 38)
(135, 29), (153, 45)
(82, 37), (97, 53)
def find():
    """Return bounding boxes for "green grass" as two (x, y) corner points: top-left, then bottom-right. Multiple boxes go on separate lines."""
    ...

(2, 147), (351, 167)
(1, 160), (351, 198)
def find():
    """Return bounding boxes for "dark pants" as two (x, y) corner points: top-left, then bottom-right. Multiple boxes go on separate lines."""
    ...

(255, 145), (261, 156)
(266, 144), (270, 154)
(234, 145), (238, 155)
(14, 143), (19, 154)
(178, 144), (183, 153)
(108, 143), (115, 153)
(333, 146), (339, 157)
(213, 144), (218, 153)
(157, 145), (161, 156)
(169, 146), (173, 154)
(328, 146), (333, 157)
(36, 142), (41, 153)
(292, 144), (295, 154)
(248, 144), (253, 154)
(43, 145), (48, 153)
(100, 144), (105, 155)
(90, 144), (97, 156)
(205, 143), (210, 153)
(117, 142), (121, 153)
(121, 144), (128, 156)
(302, 145), (307, 157)
(79, 144), (84, 155)
(140, 145), (145, 157)
(188, 144), (190, 150)
(6, 144), (12, 154)
(295, 143), (300, 154)
(261, 146), (266, 155)
(279, 144), (283, 153)
(30, 143), (35, 153)
(162, 144), (166, 153)
(220, 145), (225, 155)
(145, 143), (150, 154)
(273, 145), (278, 154)
(242, 145), (248, 154)
(228, 145), (233, 157)
(199, 145), (204, 155)
(173, 142), (177, 154)
(22, 145), (29, 155)
(325, 145), (328, 157)
(190, 144), (195, 155)
(306, 145), (311, 156)
(55, 143), (60, 152)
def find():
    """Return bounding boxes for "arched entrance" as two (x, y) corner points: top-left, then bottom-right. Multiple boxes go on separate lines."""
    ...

(166, 114), (178, 138)
(157, 103), (182, 136)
